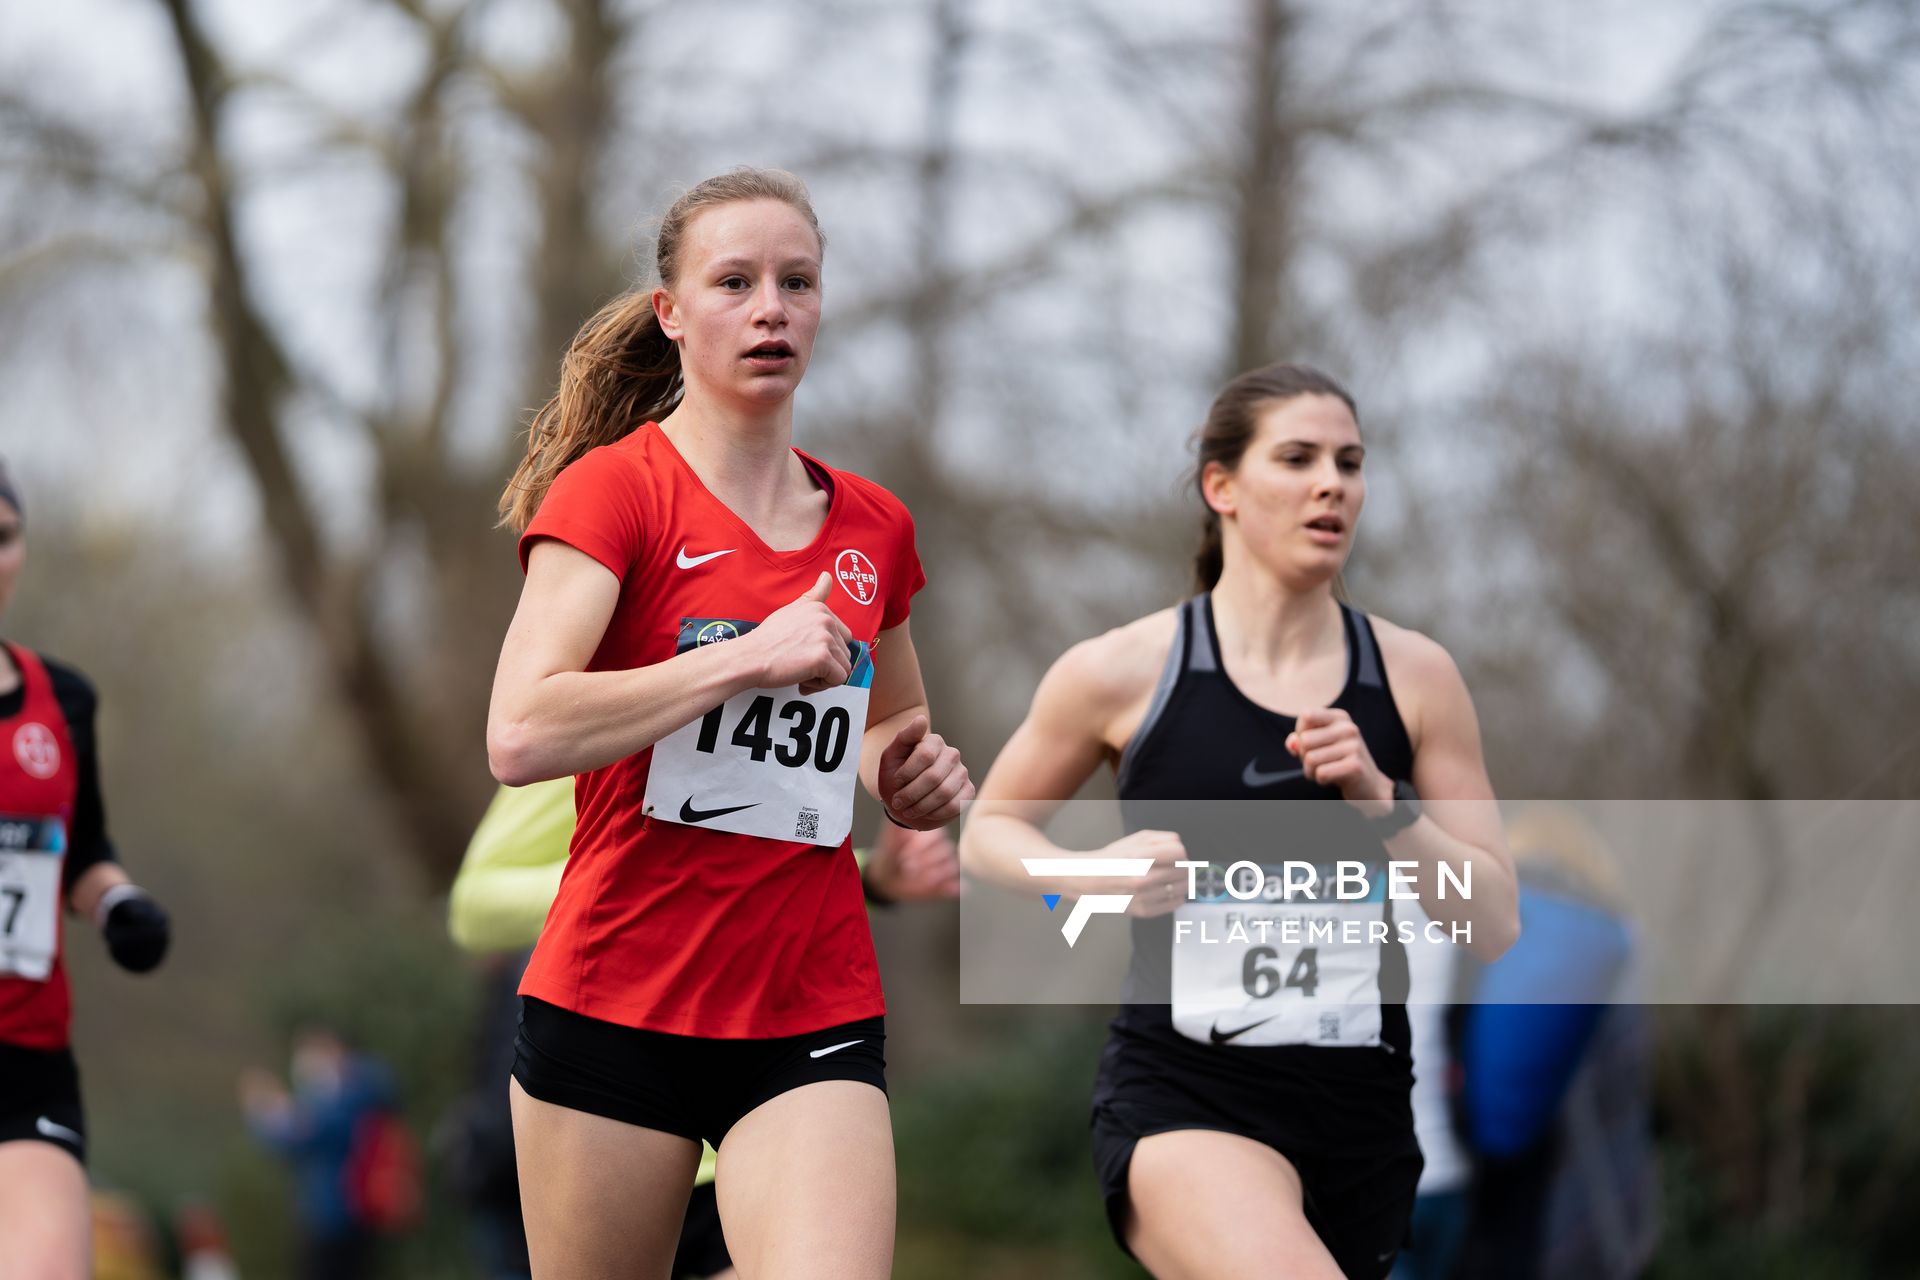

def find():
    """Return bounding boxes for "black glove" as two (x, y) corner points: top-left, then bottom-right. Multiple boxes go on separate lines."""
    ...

(98, 886), (170, 973)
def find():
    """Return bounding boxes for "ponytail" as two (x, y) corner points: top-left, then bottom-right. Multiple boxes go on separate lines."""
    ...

(1193, 512), (1224, 592)
(498, 291), (681, 531)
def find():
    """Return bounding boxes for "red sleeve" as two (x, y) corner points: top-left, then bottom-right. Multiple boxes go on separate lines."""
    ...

(518, 446), (649, 578)
(882, 502), (926, 631)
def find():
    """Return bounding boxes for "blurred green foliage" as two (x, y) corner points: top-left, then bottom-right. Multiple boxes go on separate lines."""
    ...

(894, 1010), (1140, 1279)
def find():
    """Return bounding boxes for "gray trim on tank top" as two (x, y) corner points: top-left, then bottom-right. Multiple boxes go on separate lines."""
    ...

(1187, 591), (1218, 672)
(1349, 604), (1385, 690)
(1114, 598), (1193, 793)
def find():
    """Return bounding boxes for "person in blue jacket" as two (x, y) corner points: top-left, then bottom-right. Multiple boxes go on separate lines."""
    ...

(1454, 806), (1660, 1279)
(240, 1024), (398, 1280)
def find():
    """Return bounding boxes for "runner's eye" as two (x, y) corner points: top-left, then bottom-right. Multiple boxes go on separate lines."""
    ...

(719, 276), (749, 291)
(783, 275), (813, 292)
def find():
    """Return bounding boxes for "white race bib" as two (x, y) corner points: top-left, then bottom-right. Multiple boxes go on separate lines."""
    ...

(0, 815), (66, 982)
(644, 619), (871, 846)
(1171, 860), (1387, 1048)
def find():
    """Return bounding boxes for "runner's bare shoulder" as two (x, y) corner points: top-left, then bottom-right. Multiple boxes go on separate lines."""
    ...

(1363, 614), (1469, 748)
(1036, 608), (1182, 756)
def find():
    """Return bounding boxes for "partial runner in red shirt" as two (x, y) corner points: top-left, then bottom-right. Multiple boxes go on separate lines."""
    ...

(0, 459), (172, 1280)
(487, 169), (971, 1280)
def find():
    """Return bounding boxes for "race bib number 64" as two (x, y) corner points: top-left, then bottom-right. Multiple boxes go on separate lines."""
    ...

(644, 618), (872, 846)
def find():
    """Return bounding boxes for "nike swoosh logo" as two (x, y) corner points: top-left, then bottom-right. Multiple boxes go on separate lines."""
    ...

(36, 1116), (82, 1144)
(1241, 759), (1305, 788)
(676, 546), (737, 569)
(1209, 1016), (1277, 1045)
(809, 1039), (863, 1059)
(678, 798), (759, 824)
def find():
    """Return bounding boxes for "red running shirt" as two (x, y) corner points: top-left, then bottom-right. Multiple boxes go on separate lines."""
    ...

(516, 424), (924, 1037)
(0, 645), (79, 1050)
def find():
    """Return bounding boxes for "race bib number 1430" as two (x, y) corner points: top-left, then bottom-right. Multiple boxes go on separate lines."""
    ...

(644, 618), (872, 846)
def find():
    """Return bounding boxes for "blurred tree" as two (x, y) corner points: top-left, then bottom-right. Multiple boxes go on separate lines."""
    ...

(149, 0), (639, 878)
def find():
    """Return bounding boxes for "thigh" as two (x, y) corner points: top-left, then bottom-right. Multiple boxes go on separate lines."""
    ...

(510, 1077), (702, 1280)
(714, 1080), (893, 1280)
(1124, 1129), (1344, 1280)
(0, 1139), (91, 1280)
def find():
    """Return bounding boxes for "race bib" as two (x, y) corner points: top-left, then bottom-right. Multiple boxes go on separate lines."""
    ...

(1171, 860), (1387, 1049)
(0, 814), (66, 982)
(644, 619), (872, 846)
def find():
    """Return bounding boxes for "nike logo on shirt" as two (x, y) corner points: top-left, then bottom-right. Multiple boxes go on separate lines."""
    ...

(1209, 1016), (1277, 1045)
(1241, 759), (1305, 788)
(35, 1116), (82, 1145)
(676, 546), (736, 569)
(679, 798), (759, 824)
(809, 1039), (863, 1059)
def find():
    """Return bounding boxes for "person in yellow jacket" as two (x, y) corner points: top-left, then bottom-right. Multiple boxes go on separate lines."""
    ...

(446, 777), (958, 1280)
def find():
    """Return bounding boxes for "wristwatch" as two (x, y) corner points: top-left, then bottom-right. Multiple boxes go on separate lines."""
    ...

(1370, 779), (1422, 838)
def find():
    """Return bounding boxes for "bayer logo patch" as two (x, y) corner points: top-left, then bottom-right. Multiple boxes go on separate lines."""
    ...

(695, 620), (741, 645)
(13, 723), (60, 779)
(835, 549), (879, 605)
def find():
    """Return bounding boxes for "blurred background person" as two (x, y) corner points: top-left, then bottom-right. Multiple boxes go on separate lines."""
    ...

(239, 1024), (410, 1280)
(1452, 806), (1659, 1279)
(442, 776), (960, 1280)
(0, 459), (172, 1280)
(175, 1201), (243, 1280)
(1393, 896), (1471, 1280)
(89, 1190), (165, 1280)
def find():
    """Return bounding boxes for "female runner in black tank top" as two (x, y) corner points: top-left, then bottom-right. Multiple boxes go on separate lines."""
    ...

(962, 365), (1518, 1279)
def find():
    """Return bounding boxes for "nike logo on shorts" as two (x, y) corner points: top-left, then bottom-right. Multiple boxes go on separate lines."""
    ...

(679, 798), (759, 824)
(1209, 1016), (1277, 1045)
(676, 546), (736, 569)
(809, 1039), (863, 1059)
(1241, 759), (1305, 788)
(35, 1116), (82, 1145)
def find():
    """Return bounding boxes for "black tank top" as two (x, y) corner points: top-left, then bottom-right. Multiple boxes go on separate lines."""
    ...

(1111, 593), (1415, 1068)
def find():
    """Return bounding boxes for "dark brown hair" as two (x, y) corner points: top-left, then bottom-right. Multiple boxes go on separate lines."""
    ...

(1191, 363), (1358, 591)
(498, 168), (824, 530)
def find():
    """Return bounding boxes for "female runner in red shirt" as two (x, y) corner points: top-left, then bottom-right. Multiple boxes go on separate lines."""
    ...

(0, 461), (171, 1280)
(487, 169), (971, 1280)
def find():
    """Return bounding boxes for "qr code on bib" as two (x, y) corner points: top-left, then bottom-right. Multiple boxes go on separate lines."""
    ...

(1318, 1013), (1341, 1042)
(795, 807), (820, 841)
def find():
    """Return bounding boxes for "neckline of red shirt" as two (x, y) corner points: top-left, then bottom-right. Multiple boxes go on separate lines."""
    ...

(643, 421), (845, 571)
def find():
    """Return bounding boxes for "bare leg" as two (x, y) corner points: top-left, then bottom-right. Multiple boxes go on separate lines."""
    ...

(510, 1077), (702, 1280)
(1124, 1129), (1345, 1280)
(0, 1140), (91, 1280)
(714, 1081), (894, 1280)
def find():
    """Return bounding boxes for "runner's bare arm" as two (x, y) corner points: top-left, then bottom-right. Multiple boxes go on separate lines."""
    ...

(66, 860), (129, 919)
(960, 617), (1188, 901)
(1374, 624), (1520, 960)
(488, 546), (845, 784)
(860, 621), (971, 828)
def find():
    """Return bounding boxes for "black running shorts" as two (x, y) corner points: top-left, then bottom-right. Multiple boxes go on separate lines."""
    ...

(1090, 1025), (1422, 1280)
(0, 1042), (87, 1164)
(511, 997), (886, 1147)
